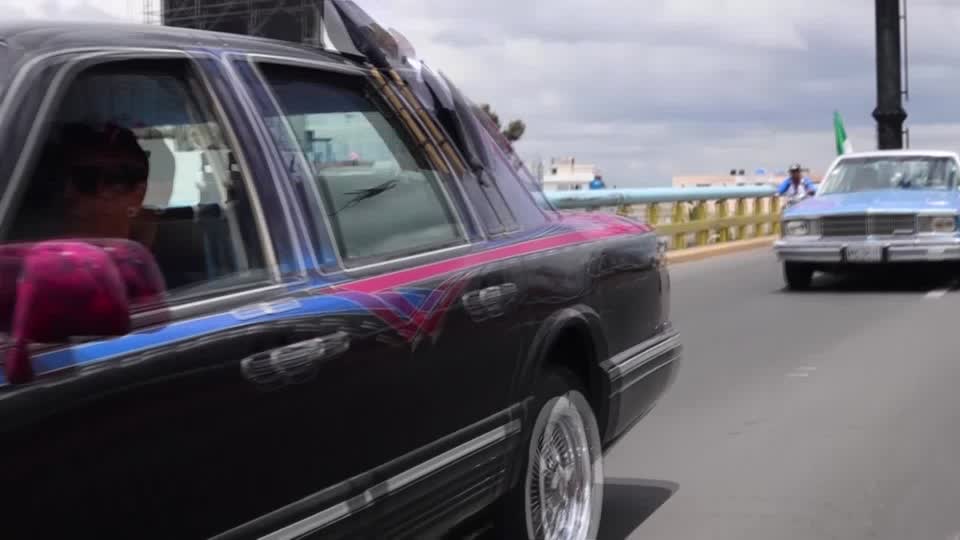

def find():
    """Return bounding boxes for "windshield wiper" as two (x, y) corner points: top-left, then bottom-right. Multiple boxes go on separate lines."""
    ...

(331, 179), (399, 216)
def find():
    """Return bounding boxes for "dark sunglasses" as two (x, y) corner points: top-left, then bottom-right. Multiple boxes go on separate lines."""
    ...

(67, 164), (148, 195)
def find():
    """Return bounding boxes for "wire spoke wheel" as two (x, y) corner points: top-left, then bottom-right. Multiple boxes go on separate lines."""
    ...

(524, 389), (603, 540)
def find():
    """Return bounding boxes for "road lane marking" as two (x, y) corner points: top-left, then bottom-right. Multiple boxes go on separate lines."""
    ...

(787, 365), (816, 378)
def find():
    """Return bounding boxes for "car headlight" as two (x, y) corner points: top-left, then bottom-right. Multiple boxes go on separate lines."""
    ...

(920, 216), (957, 233)
(784, 220), (811, 236)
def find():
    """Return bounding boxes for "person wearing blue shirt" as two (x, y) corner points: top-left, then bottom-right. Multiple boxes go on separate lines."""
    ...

(777, 163), (817, 197)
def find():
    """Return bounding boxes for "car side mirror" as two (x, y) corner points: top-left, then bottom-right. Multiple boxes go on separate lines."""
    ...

(2, 239), (166, 384)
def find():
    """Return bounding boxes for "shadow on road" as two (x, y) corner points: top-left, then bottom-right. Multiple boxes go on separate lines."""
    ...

(597, 478), (678, 539)
(454, 477), (678, 539)
(781, 265), (960, 294)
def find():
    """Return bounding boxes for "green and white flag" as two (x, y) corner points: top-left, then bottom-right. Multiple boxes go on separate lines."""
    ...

(834, 110), (853, 155)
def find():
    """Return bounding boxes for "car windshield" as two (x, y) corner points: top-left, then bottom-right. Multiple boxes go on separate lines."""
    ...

(819, 156), (958, 194)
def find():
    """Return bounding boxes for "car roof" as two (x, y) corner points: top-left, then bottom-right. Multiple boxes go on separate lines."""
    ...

(838, 149), (960, 160)
(0, 19), (357, 67)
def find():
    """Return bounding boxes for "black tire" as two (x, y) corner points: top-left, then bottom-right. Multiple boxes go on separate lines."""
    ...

(784, 261), (814, 290)
(500, 369), (604, 540)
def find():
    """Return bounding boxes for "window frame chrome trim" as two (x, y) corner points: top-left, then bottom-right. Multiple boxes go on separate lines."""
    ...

(338, 242), (473, 276)
(184, 49), (280, 282)
(241, 54), (351, 271)
(382, 70), (490, 242)
(221, 52), (318, 274)
(243, 54), (473, 271)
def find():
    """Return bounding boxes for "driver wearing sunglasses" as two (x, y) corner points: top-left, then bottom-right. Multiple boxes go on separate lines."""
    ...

(60, 123), (150, 241)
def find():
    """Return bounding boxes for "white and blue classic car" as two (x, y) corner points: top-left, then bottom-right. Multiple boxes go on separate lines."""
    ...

(775, 150), (960, 289)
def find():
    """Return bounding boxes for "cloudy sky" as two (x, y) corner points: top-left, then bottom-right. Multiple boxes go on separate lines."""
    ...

(6, 0), (960, 185)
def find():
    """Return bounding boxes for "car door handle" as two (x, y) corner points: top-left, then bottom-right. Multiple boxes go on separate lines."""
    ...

(240, 331), (350, 390)
(462, 283), (519, 322)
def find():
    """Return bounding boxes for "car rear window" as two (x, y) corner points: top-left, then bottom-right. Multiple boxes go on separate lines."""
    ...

(257, 63), (466, 264)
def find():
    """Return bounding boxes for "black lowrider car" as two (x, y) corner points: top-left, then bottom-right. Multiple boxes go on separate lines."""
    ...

(0, 3), (680, 538)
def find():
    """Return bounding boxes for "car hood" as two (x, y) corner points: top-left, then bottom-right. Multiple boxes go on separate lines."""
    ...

(785, 190), (960, 217)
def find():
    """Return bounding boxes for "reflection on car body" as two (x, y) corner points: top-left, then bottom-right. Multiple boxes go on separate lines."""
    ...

(0, 3), (680, 539)
(775, 150), (960, 289)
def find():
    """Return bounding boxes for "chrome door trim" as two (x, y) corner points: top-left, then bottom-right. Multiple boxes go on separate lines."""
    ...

(259, 419), (521, 539)
(602, 328), (682, 380)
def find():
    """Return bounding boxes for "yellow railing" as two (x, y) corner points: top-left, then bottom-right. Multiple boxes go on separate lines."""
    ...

(546, 187), (783, 249)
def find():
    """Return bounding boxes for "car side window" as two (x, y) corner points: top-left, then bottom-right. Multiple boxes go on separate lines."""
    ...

(5, 59), (267, 305)
(257, 63), (465, 265)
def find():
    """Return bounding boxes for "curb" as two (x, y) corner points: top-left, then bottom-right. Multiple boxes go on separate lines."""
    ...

(666, 236), (776, 264)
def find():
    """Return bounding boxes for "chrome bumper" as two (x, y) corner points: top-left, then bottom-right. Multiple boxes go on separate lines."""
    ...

(774, 237), (960, 263)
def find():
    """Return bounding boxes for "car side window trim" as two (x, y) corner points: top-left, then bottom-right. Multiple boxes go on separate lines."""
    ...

(245, 56), (473, 271)
(188, 50), (281, 281)
(382, 73), (489, 242)
(243, 57), (357, 272)
(234, 53), (487, 247)
(0, 48), (285, 326)
(220, 53), (320, 275)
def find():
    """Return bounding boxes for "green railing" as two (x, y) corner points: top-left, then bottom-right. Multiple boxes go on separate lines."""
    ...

(545, 186), (782, 249)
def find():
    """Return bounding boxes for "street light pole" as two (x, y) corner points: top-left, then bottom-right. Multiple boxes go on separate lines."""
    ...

(873, 0), (907, 150)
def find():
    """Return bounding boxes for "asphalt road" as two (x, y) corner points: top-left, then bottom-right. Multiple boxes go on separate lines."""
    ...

(598, 247), (960, 540)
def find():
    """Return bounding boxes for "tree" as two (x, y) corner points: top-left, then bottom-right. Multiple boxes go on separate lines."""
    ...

(479, 103), (526, 143)
(479, 103), (500, 128)
(503, 119), (526, 142)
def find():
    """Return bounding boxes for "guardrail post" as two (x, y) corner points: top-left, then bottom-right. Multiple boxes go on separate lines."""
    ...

(717, 199), (730, 243)
(647, 203), (660, 226)
(771, 197), (781, 235)
(752, 197), (763, 238)
(694, 201), (708, 246)
(735, 198), (747, 239)
(672, 202), (686, 249)
(616, 203), (632, 217)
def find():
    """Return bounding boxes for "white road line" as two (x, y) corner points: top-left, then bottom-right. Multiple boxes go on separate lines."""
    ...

(787, 372), (810, 378)
(796, 366), (817, 372)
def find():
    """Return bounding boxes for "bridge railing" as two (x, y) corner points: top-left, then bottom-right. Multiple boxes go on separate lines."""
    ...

(545, 186), (782, 249)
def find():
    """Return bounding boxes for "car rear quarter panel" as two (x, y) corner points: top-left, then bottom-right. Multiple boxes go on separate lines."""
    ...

(511, 213), (666, 430)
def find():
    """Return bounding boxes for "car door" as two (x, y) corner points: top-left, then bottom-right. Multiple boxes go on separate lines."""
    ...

(0, 51), (405, 540)
(240, 58), (529, 535)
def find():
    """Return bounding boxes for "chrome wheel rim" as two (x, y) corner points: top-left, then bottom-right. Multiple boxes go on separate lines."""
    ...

(525, 393), (600, 540)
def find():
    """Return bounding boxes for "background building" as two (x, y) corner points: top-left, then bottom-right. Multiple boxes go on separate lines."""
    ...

(145, 0), (323, 46)
(540, 157), (600, 191)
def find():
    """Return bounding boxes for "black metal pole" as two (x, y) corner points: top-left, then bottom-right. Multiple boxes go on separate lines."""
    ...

(873, 0), (907, 149)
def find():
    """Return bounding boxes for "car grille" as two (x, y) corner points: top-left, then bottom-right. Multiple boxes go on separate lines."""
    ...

(869, 214), (916, 235)
(820, 214), (916, 237)
(821, 215), (867, 236)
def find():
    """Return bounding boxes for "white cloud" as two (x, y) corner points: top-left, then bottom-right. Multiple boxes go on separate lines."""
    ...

(364, 0), (960, 185)
(5, 0), (957, 186)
